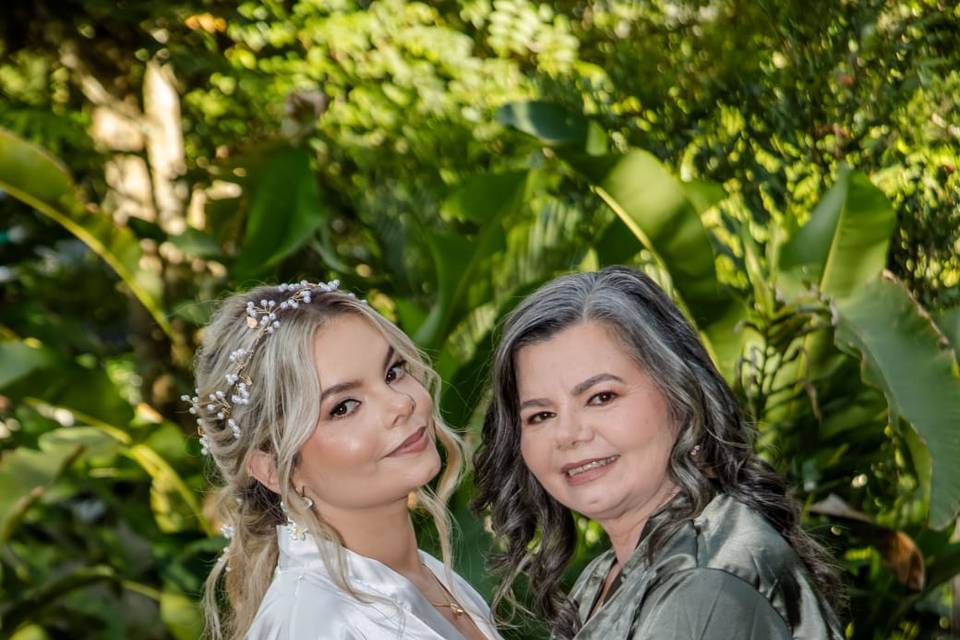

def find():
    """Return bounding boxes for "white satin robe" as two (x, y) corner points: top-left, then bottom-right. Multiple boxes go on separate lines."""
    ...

(246, 526), (503, 639)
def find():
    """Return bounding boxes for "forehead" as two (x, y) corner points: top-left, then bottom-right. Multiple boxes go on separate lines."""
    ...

(515, 321), (637, 391)
(312, 313), (390, 381)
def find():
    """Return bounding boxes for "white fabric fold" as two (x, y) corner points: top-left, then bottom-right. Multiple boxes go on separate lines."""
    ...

(246, 526), (502, 640)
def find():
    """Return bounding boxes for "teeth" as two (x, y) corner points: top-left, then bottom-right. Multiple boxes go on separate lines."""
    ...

(566, 456), (618, 477)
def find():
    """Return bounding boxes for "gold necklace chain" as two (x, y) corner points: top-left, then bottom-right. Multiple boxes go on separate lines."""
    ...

(424, 566), (466, 617)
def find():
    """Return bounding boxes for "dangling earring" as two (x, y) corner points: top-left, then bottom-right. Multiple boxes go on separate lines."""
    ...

(280, 495), (308, 542)
(690, 444), (702, 458)
(407, 490), (418, 510)
(297, 485), (315, 510)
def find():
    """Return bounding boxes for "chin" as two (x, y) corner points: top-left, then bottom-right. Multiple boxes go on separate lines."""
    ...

(423, 448), (443, 482)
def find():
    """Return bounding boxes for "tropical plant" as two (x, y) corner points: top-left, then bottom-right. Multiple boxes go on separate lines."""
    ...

(2, 1), (959, 638)
(493, 99), (960, 638)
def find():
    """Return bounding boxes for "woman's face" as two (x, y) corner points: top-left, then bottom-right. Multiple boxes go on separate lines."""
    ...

(294, 314), (441, 515)
(515, 321), (678, 525)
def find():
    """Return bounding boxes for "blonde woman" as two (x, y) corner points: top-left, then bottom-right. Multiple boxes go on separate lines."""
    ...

(188, 280), (500, 640)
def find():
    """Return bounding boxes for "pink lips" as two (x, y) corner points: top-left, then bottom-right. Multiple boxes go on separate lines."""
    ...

(387, 426), (429, 457)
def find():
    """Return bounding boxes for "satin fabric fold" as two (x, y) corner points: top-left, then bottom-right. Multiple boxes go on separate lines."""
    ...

(567, 494), (844, 639)
(246, 526), (502, 639)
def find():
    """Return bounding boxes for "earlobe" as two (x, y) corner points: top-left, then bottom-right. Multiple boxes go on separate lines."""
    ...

(247, 449), (281, 494)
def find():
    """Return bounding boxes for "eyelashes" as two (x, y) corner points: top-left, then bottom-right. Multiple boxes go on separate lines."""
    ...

(326, 359), (409, 420)
(386, 358), (407, 384)
(330, 399), (359, 418)
(521, 390), (618, 426)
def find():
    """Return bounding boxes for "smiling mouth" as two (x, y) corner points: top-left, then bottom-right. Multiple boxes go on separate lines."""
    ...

(387, 426), (428, 456)
(563, 455), (620, 477)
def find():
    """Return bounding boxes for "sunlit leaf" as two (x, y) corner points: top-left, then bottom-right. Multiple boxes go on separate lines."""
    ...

(126, 443), (208, 535)
(0, 128), (172, 338)
(160, 588), (203, 640)
(563, 150), (746, 373)
(779, 169), (895, 300)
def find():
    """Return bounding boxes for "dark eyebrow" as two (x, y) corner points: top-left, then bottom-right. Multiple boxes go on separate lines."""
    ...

(519, 373), (624, 411)
(319, 381), (361, 403)
(383, 345), (395, 370)
(571, 373), (624, 396)
(519, 398), (550, 411)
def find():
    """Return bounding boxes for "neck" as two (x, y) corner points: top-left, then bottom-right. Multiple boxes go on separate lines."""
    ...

(598, 482), (679, 566)
(323, 498), (424, 577)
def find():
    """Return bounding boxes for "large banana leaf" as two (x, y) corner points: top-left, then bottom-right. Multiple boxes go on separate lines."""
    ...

(778, 168), (895, 300)
(834, 275), (960, 528)
(0, 128), (172, 338)
(497, 102), (745, 372)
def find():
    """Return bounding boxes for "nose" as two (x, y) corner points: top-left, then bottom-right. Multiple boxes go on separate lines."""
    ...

(385, 386), (416, 429)
(553, 412), (592, 449)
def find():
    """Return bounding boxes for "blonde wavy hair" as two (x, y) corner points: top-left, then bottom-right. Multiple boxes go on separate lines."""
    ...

(193, 283), (465, 640)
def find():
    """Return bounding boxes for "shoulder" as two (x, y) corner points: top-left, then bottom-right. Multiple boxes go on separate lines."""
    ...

(636, 568), (791, 639)
(247, 568), (386, 640)
(649, 494), (841, 637)
(690, 493), (800, 584)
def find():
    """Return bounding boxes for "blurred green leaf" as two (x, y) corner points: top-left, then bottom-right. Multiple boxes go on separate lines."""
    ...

(169, 227), (222, 259)
(232, 145), (327, 280)
(935, 306), (960, 356)
(415, 172), (529, 350)
(0, 340), (54, 389)
(0, 128), (172, 338)
(0, 565), (116, 633)
(38, 426), (122, 462)
(496, 101), (589, 147)
(568, 151), (733, 322)
(834, 275), (960, 528)
(0, 443), (83, 545)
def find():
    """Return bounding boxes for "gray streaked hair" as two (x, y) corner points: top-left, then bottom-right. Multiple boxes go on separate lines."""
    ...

(472, 266), (842, 638)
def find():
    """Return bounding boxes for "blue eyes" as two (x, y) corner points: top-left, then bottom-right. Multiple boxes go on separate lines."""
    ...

(327, 359), (408, 419)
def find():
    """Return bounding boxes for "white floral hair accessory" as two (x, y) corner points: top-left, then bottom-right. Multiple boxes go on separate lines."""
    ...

(183, 279), (350, 455)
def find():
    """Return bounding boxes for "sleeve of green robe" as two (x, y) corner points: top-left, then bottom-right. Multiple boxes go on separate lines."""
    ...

(632, 568), (792, 639)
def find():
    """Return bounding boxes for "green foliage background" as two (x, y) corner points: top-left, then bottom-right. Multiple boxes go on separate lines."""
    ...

(1, 1), (959, 638)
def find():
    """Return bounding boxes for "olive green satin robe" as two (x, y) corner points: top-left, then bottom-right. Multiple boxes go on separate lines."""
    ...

(567, 494), (844, 639)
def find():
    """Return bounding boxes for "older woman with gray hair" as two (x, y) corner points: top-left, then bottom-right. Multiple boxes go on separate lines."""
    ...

(473, 266), (844, 639)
